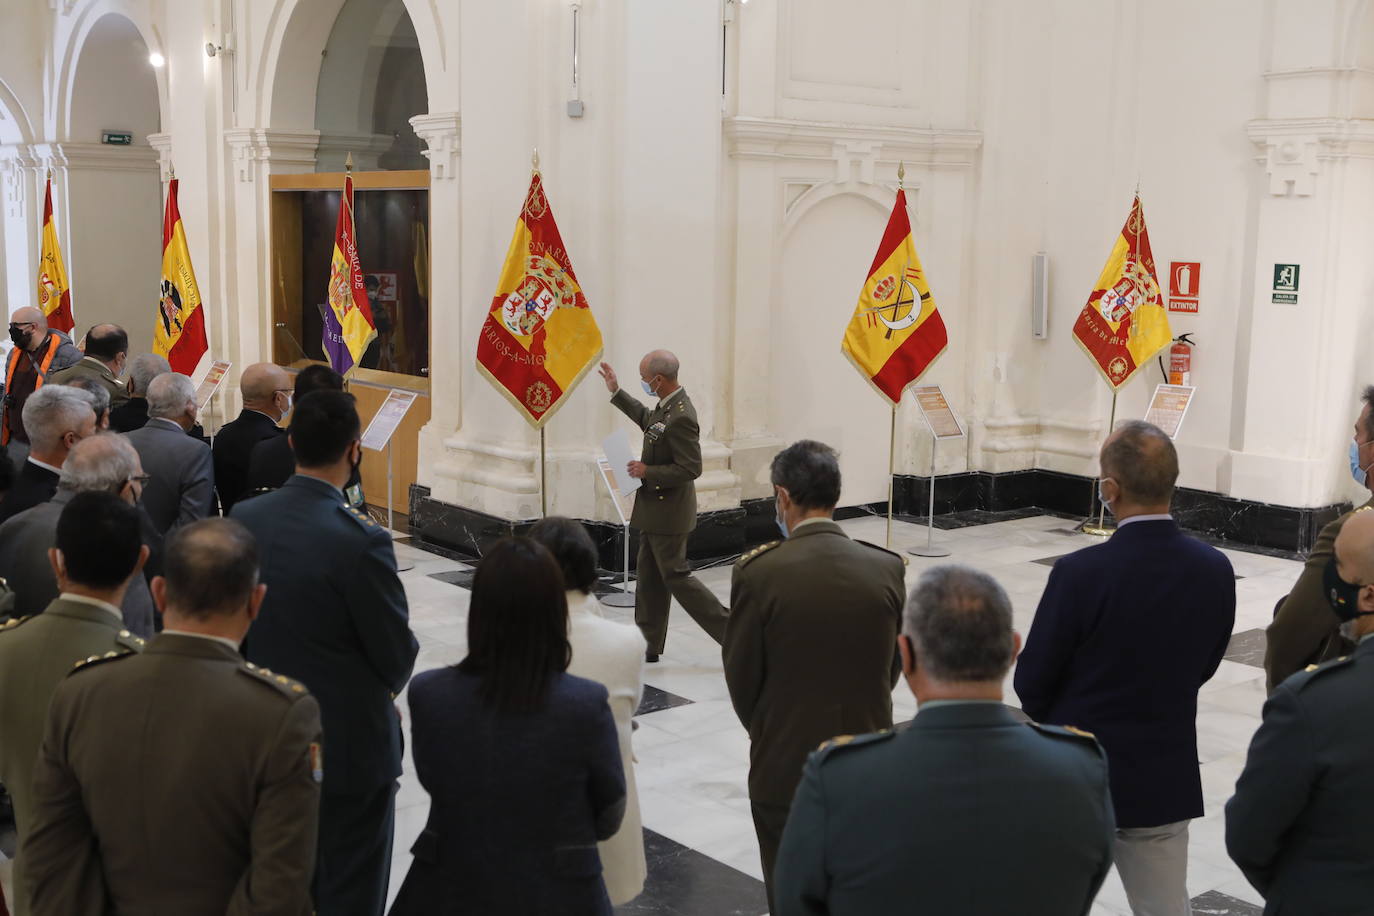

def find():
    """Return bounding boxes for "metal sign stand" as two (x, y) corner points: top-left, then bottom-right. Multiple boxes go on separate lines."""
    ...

(908, 435), (949, 558)
(596, 458), (635, 608)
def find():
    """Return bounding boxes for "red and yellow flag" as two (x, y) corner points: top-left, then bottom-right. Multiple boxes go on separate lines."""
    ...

(841, 189), (947, 404)
(36, 178), (73, 333)
(1073, 195), (1172, 389)
(476, 171), (602, 428)
(322, 171), (376, 374)
(154, 178), (208, 375)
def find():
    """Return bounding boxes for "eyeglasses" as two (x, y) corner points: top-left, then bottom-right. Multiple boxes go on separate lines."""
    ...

(129, 474), (152, 486)
(8, 323), (34, 332)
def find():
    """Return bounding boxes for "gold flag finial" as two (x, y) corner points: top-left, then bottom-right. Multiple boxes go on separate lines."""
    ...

(897, 161), (905, 188)
(46, 167), (52, 181)
(168, 162), (175, 181)
(345, 152), (354, 173)
(532, 148), (540, 173)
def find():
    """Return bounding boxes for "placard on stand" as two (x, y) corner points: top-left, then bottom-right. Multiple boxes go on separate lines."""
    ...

(909, 385), (965, 558)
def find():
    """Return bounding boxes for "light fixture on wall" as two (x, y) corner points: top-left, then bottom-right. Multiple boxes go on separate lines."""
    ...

(148, 51), (166, 68)
(206, 32), (236, 58)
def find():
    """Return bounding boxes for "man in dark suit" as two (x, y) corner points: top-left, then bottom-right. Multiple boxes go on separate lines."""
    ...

(23, 518), (322, 916)
(598, 351), (728, 661)
(775, 565), (1115, 915)
(0, 385), (96, 524)
(1226, 507), (1374, 912)
(108, 353), (170, 433)
(1265, 386), (1374, 692)
(212, 362), (291, 513)
(722, 439), (904, 909)
(1015, 420), (1235, 916)
(123, 372), (214, 534)
(232, 390), (418, 915)
(48, 324), (130, 410)
(0, 492), (147, 915)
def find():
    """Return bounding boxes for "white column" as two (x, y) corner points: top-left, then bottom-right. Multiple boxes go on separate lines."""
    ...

(0, 144), (40, 314)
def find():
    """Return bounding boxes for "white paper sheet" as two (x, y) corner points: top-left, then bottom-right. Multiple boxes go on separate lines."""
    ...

(601, 428), (641, 496)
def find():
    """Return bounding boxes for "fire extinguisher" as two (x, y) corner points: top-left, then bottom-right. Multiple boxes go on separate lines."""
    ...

(1167, 333), (1195, 386)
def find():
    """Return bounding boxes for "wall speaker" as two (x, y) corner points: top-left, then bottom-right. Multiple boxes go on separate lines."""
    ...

(1031, 251), (1049, 339)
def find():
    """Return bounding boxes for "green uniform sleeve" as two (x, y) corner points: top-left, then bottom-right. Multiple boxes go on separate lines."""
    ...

(772, 752), (831, 916)
(610, 388), (650, 429)
(722, 566), (766, 730)
(1265, 516), (1344, 691)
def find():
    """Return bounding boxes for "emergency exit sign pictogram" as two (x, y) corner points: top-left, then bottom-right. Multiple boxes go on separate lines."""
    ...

(1168, 262), (1200, 313)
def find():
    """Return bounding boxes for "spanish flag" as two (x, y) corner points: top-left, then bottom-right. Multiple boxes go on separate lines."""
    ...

(36, 177), (74, 334)
(841, 189), (947, 404)
(1072, 195), (1172, 389)
(323, 171), (376, 374)
(476, 170), (602, 428)
(154, 178), (208, 375)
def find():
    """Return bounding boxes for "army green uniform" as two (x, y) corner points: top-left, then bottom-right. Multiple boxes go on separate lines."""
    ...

(47, 355), (130, 409)
(722, 520), (905, 910)
(773, 705), (1115, 916)
(611, 386), (728, 654)
(0, 598), (145, 916)
(24, 632), (323, 916)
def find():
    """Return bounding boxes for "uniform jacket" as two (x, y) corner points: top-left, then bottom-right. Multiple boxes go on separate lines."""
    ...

(0, 599), (144, 916)
(124, 418), (214, 534)
(1227, 637), (1374, 914)
(1264, 500), (1371, 692)
(244, 434), (366, 510)
(48, 356), (130, 408)
(389, 667), (625, 916)
(723, 520), (905, 806)
(23, 632), (322, 916)
(773, 704), (1116, 916)
(0, 490), (156, 636)
(1014, 518), (1235, 827)
(610, 387), (701, 535)
(0, 460), (59, 524)
(565, 589), (647, 905)
(232, 475), (417, 794)
(212, 409), (283, 513)
(108, 396), (149, 433)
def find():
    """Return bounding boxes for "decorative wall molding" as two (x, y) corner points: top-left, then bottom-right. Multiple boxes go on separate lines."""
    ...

(0, 144), (40, 219)
(223, 128), (320, 183)
(315, 131), (394, 171)
(32, 142), (159, 173)
(724, 116), (982, 170)
(1246, 117), (1374, 197)
(147, 132), (173, 182)
(410, 112), (461, 181)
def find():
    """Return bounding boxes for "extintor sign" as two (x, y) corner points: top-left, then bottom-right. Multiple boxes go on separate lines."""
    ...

(1168, 261), (1200, 313)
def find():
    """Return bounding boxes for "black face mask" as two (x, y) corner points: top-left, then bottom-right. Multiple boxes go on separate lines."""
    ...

(1323, 559), (1374, 622)
(8, 326), (29, 349)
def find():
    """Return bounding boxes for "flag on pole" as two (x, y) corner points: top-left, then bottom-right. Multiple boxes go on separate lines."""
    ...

(841, 187), (947, 404)
(323, 169), (376, 373)
(154, 177), (209, 375)
(1072, 194), (1172, 389)
(476, 168), (602, 428)
(36, 177), (74, 333)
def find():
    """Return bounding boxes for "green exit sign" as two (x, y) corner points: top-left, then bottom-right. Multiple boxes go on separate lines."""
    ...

(100, 131), (133, 146)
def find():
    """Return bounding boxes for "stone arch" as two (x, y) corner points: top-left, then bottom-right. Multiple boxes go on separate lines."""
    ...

(781, 181), (901, 242)
(50, 1), (166, 142)
(0, 78), (34, 145)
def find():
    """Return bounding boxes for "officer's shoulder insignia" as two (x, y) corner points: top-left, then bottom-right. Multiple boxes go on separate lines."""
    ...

(238, 662), (310, 698)
(338, 501), (380, 531)
(814, 730), (894, 762)
(115, 629), (146, 652)
(736, 541), (782, 568)
(1029, 722), (1105, 753)
(0, 615), (33, 633)
(1291, 654), (1354, 688)
(856, 539), (904, 563)
(308, 741), (324, 783)
(69, 647), (136, 674)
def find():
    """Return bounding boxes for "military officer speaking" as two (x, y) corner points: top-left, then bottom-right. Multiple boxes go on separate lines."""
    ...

(599, 351), (728, 661)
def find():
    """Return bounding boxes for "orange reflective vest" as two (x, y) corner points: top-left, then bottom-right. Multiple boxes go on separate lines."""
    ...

(2, 334), (62, 446)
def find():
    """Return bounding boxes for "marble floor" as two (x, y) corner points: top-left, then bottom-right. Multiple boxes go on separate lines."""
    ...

(387, 511), (1299, 916)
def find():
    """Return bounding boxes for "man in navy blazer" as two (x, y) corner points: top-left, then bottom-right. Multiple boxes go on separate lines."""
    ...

(1015, 420), (1235, 916)
(232, 390), (418, 916)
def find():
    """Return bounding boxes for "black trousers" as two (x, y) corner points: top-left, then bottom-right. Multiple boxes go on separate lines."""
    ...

(314, 781), (397, 916)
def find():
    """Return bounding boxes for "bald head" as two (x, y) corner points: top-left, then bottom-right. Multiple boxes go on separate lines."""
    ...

(240, 363), (292, 414)
(11, 307), (43, 328)
(640, 350), (679, 382)
(10, 307), (47, 352)
(84, 324), (128, 367)
(1099, 420), (1178, 513)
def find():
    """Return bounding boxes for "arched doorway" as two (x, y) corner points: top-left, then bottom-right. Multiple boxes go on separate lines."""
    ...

(0, 79), (34, 315)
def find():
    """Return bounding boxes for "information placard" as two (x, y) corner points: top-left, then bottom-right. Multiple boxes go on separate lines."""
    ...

(361, 389), (418, 451)
(1145, 384), (1196, 439)
(912, 385), (965, 439)
(596, 457), (635, 525)
(194, 361), (232, 412)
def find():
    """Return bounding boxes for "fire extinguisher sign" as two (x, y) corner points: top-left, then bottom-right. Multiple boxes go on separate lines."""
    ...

(1168, 261), (1200, 313)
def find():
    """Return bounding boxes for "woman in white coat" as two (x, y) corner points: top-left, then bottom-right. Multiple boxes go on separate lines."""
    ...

(530, 516), (648, 905)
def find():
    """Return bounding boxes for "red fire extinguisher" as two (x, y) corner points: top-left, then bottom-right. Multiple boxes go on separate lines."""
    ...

(1168, 333), (1195, 386)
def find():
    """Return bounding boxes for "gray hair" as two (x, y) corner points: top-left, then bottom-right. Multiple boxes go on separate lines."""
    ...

(22, 385), (95, 453)
(126, 354), (171, 398)
(58, 433), (139, 493)
(903, 565), (1016, 683)
(62, 378), (110, 418)
(147, 372), (197, 420)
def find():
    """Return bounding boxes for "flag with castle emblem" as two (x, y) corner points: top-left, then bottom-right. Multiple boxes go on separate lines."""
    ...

(1073, 194), (1172, 389)
(841, 187), (948, 404)
(322, 169), (377, 374)
(36, 177), (74, 334)
(154, 177), (208, 375)
(476, 169), (602, 428)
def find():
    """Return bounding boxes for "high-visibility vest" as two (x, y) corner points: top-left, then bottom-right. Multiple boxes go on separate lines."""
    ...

(2, 334), (62, 446)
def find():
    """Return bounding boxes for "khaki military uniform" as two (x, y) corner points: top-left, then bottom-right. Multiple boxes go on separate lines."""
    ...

(722, 519), (905, 909)
(611, 387), (728, 654)
(23, 632), (323, 916)
(47, 355), (129, 409)
(0, 598), (145, 916)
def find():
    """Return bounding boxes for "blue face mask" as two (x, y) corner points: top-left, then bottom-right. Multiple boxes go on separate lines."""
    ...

(775, 498), (789, 539)
(1352, 440), (1369, 488)
(641, 378), (656, 397)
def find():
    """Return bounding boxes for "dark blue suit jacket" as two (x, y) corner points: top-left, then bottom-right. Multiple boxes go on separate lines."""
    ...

(1014, 518), (1235, 827)
(231, 475), (418, 795)
(389, 667), (626, 916)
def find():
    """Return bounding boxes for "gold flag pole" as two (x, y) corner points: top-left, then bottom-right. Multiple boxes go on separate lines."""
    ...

(887, 403), (898, 548)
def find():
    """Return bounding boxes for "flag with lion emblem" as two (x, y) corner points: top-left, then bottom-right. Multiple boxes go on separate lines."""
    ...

(1072, 194), (1172, 390)
(476, 169), (603, 428)
(153, 177), (208, 375)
